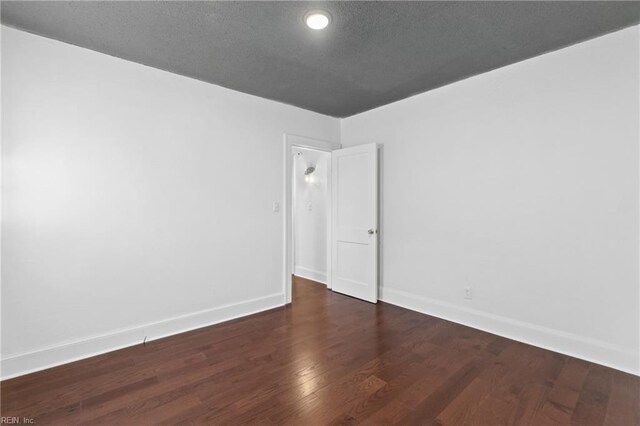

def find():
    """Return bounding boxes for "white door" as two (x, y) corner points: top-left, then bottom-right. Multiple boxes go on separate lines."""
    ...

(331, 143), (378, 303)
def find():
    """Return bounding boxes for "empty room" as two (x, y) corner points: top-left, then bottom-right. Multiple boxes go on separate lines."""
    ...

(1, 1), (639, 425)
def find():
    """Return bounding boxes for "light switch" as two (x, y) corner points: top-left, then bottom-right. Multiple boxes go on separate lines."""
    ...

(307, 201), (313, 211)
(272, 201), (280, 212)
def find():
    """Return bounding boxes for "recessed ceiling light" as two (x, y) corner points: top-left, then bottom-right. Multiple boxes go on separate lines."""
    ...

(304, 10), (331, 30)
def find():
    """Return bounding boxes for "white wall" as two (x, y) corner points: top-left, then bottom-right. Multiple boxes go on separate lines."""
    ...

(341, 26), (640, 375)
(3, 23), (639, 379)
(293, 148), (330, 284)
(1, 26), (340, 378)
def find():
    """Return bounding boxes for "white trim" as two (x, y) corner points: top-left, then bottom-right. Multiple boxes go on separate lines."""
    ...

(283, 134), (339, 304)
(1, 293), (283, 380)
(380, 287), (639, 376)
(293, 266), (327, 285)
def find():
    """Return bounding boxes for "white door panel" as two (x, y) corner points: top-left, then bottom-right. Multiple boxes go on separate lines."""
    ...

(331, 143), (378, 303)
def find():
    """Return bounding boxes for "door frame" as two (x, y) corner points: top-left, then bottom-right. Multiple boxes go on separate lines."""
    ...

(283, 134), (340, 304)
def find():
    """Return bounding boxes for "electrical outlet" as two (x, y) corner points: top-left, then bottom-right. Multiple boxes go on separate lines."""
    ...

(464, 287), (472, 300)
(272, 201), (280, 212)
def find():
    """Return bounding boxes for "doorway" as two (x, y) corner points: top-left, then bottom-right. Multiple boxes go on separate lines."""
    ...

(283, 134), (337, 304)
(283, 134), (379, 305)
(292, 147), (331, 290)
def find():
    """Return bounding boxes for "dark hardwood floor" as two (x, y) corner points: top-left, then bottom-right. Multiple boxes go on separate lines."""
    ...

(2, 276), (638, 425)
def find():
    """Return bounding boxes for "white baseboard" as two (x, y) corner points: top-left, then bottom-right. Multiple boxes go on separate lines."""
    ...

(294, 266), (327, 285)
(1, 293), (284, 380)
(380, 287), (639, 376)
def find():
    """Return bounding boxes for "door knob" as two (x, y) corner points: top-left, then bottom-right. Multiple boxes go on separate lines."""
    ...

(368, 229), (375, 235)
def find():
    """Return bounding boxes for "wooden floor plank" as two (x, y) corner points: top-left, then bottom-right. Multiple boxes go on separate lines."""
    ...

(1, 276), (637, 425)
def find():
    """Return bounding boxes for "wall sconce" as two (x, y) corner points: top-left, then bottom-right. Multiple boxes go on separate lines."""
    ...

(304, 166), (316, 183)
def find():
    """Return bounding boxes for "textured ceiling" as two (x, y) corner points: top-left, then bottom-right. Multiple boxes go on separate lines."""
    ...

(2, 1), (639, 117)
